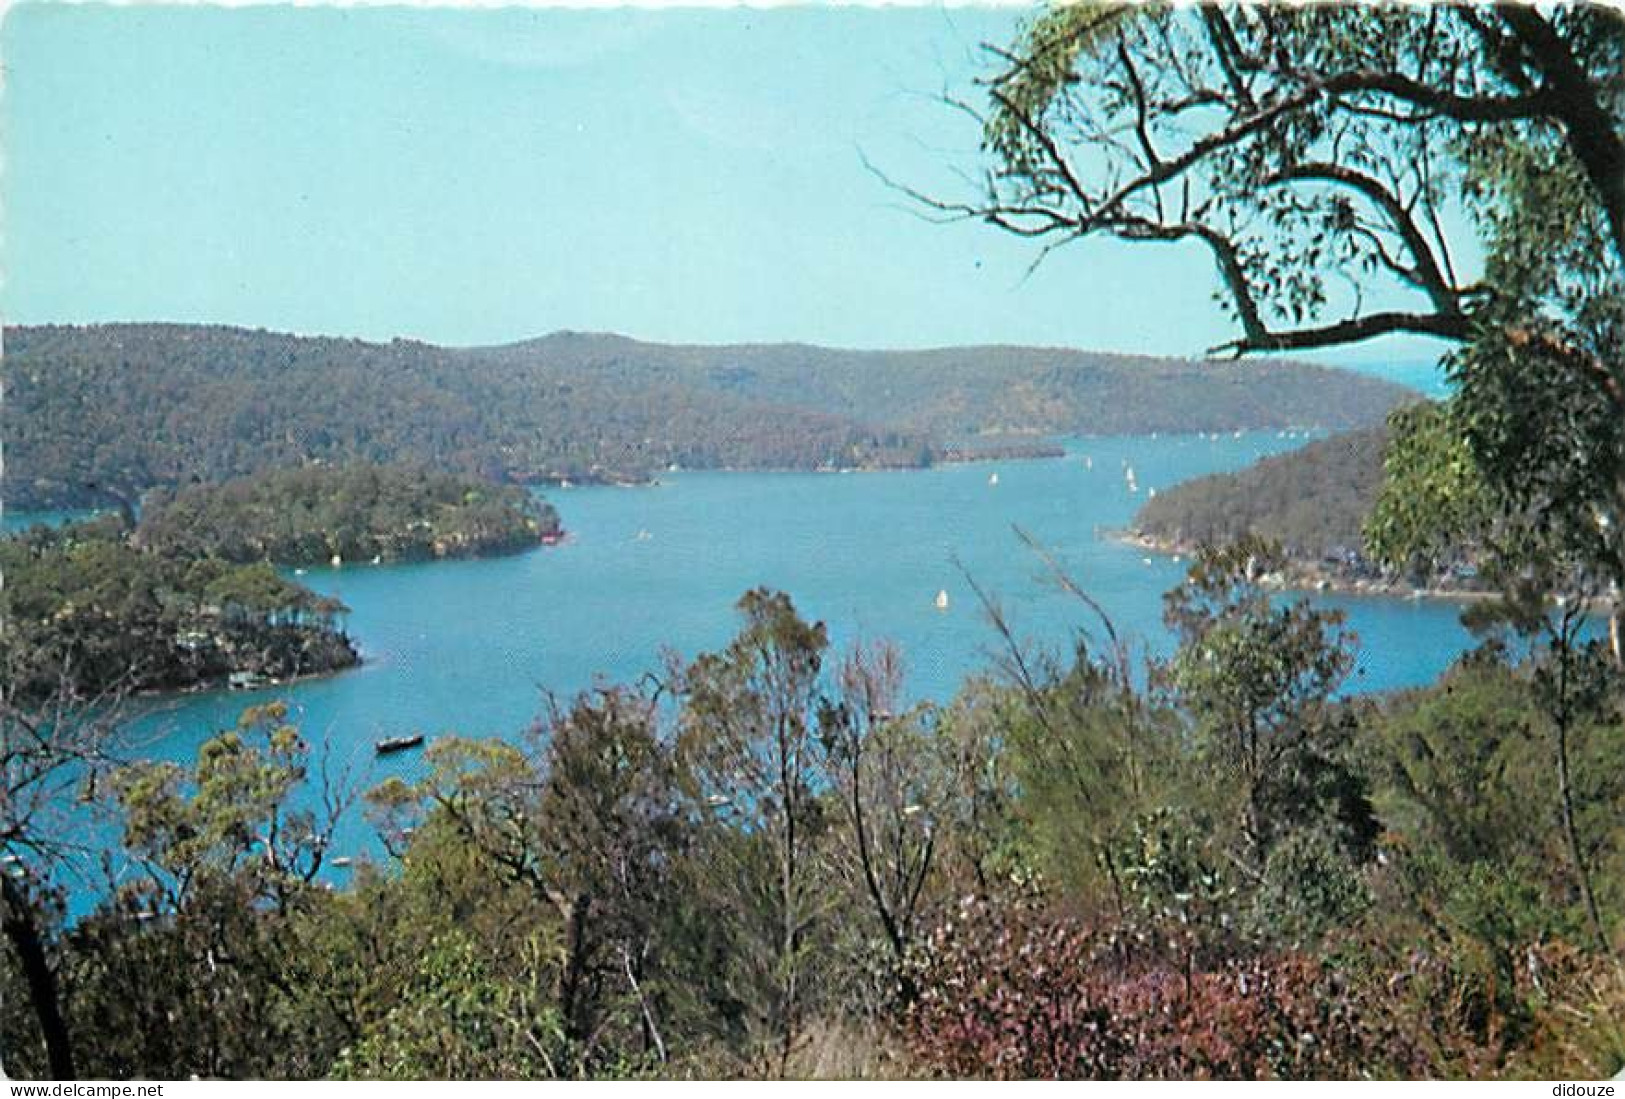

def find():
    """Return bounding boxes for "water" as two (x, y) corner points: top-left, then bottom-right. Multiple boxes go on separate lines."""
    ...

(115, 431), (1480, 756)
(14, 434), (1487, 899)
(2, 508), (100, 534)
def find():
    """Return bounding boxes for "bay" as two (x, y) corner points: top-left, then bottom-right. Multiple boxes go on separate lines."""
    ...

(121, 432), (1476, 763)
(18, 433), (1487, 895)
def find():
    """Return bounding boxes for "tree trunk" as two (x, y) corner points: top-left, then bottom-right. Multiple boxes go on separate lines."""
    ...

(558, 891), (594, 1074)
(0, 873), (76, 1079)
(1609, 595), (1622, 669)
(1555, 705), (1611, 956)
(1501, 6), (1625, 267)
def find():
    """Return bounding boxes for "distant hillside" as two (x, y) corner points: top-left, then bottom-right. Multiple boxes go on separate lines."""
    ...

(1132, 426), (1391, 565)
(4, 324), (1414, 509)
(482, 331), (1413, 439)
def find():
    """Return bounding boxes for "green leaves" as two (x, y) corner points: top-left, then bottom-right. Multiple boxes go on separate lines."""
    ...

(985, 3), (1143, 172)
(1365, 401), (1496, 579)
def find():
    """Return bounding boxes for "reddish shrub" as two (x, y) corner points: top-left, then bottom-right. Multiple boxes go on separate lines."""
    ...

(905, 897), (1429, 1079)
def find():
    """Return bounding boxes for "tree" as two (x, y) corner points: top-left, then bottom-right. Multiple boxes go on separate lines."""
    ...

(1162, 540), (1378, 872)
(677, 588), (832, 1074)
(0, 656), (127, 1079)
(50, 704), (358, 1079)
(364, 686), (691, 1076)
(920, 2), (1625, 647)
(817, 642), (949, 1001)
(924, 3), (1621, 354)
(113, 703), (348, 913)
(1370, 407), (1622, 955)
(529, 687), (690, 1070)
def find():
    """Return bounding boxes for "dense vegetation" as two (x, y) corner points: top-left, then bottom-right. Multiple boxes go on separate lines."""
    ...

(2, 570), (1619, 1079)
(0, 516), (357, 704)
(1132, 426), (1391, 575)
(3, 0), (1621, 1082)
(4, 324), (1410, 509)
(136, 465), (561, 566)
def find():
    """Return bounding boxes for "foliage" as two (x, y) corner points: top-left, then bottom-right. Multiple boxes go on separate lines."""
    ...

(1162, 541), (1377, 867)
(905, 895), (1428, 1080)
(1365, 402), (1497, 580)
(1, 517), (356, 703)
(136, 464), (559, 566)
(957, 4), (1623, 357)
(2, 574), (1622, 1079)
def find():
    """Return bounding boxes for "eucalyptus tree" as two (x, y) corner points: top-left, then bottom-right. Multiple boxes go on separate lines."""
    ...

(0, 653), (127, 1079)
(918, 2), (1625, 650)
(817, 641), (951, 1002)
(1161, 539), (1378, 876)
(678, 588), (832, 1075)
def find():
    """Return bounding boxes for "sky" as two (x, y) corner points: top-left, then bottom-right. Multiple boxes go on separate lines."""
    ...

(1, 2), (1455, 368)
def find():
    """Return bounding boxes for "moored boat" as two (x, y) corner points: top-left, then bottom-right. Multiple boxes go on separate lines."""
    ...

(375, 733), (426, 756)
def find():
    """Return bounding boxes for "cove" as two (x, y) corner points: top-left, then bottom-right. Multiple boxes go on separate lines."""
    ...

(23, 433), (1489, 897)
(119, 433), (1479, 763)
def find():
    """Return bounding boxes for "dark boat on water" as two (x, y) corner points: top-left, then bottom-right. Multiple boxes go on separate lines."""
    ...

(375, 734), (426, 756)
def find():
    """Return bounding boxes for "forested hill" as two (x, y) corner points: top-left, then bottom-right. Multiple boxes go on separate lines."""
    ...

(5, 324), (1413, 509)
(1132, 425), (1390, 565)
(481, 331), (1412, 440)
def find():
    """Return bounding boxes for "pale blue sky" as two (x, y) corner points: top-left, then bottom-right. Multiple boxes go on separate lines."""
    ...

(2, 3), (1451, 366)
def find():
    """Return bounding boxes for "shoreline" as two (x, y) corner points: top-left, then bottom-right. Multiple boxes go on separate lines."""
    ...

(1115, 529), (1500, 605)
(136, 652), (363, 701)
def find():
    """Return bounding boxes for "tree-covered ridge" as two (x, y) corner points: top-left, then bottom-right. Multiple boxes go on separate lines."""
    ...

(0, 517), (358, 704)
(3, 324), (1413, 509)
(135, 465), (561, 566)
(481, 330), (1411, 439)
(1132, 426), (1390, 572)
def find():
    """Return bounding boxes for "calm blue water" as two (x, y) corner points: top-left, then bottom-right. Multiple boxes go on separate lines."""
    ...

(116, 433), (1478, 759)
(2, 508), (101, 534)
(15, 434), (1487, 897)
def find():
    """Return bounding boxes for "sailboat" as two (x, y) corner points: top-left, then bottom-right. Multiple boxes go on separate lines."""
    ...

(934, 589), (950, 611)
(988, 472), (999, 487)
(1083, 456), (1093, 471)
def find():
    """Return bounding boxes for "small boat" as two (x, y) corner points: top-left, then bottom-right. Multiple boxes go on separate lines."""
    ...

(371, 554), (382, 565)
(330, 554), (343, 567)
(541, 530), (563, 546)
(1083, 456), (1093, 470)
(1147, 487), (1157, 499)
(293, 567), (307, 576)
(634, 529), (653, 542)
(375, 734), (426, 756)
(934, 589), (950, 611)
(988, 473), (999, 486)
